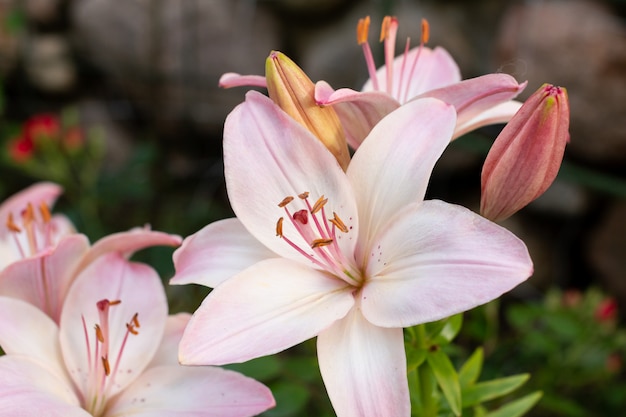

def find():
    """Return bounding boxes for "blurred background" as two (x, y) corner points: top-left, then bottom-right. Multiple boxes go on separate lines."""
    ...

(0, 0), (625, 416)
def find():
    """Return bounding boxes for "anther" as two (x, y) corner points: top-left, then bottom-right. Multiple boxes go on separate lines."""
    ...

(311, 196), (328, 214)
(421, 18), (430, 44)
(276, 217), (284, 237)
(6, 213), (21, 233)
(131, 313), (140, 329)
(298, 192), (310, 200)
(357, 16), (370, 45)
(278, 196), (294, 207)
(380, 16), (391, 42)
(39, 202), (51, 223)
(311, 238), (334, 248)
(95, 324), (104, 343)
(102, 356), (110, 376)
(329, 212), (349, 233)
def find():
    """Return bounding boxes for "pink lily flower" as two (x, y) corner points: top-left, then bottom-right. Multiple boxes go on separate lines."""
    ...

(314, 16), (527, 148)
(0, 252), (275, 416)
(173, 92), (533, 417)
(0, 183), (183, 323)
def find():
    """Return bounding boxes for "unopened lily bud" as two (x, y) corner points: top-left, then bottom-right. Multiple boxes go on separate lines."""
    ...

(266, 51), (350, 170)
(480, 83), (570, 222)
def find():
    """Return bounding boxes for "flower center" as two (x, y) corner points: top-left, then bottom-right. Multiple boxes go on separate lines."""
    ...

(357, 15), (430, 103)
(275, 192), (361, 285)
(5, 202), (54, 259)
(80, 299), (140, 417)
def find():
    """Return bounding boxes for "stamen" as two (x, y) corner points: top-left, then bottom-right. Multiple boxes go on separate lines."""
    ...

(311, 196), (328, 214)
(357, 16), (379, 91)
(276, 217), (284, 237)
(126, 313), (140, 335)
(102, 356), (110, 376)
(278, 196), (294, 207)
(6, 213), (21, 232)
(311, 238), (334, 248)
(381, 16), (399, 95)
(293, 210), (308, 225)
(329, 212), (349, 233)
(298, 192), (310, 199)
(357, 16), (370, 45)
(421, 18), (430, 44)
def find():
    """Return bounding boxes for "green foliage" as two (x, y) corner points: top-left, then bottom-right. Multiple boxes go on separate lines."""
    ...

(481, 288), (626, 417)
(405, 315), (540, 417)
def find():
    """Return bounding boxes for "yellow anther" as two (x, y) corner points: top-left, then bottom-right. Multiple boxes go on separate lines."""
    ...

(311, 196), (328, 214)
(39, 202), (51, 223)
(132, 313), (140, 329)
(380, 16), (396, 42)
(278, 196), (294, 207)
(6, 213), (21, 233)
(298, 192), (310, 200)
(276, 217), (284, 237)
(109, 300), (121, 306)
(311, 238), (334, 248)
(357, 16), (370, 45)
(329, 212), (349, 233)
(102, 356), (110, 376)
(421, 18), (430, 44)
(95, 324), (104, 343)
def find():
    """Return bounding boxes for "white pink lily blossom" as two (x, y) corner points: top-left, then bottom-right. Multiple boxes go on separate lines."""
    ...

(0, 251), (275, 417)
(220, 16), (527, 150)
(172, 91), (533, 417)
(313, 16), (528, 148)
(0, 182), (184, 324)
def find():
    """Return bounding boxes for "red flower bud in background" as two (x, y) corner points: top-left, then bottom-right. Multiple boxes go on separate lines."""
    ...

(8, 135), (34, 162)
(595, 297), (618, 323)
(480, 84), (570, 222)
(23, 113), (60, 142)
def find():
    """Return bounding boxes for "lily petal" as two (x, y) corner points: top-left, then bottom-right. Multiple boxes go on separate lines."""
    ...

(454, 100), (523, 139)
(415, 74), (526, 135)
(223, 91), (359, 263)
(179, 258), (354, 366)
(106, 365), (275, 417)
(171, 218), (276, 288)
(347, 98), (456, 254)
(361, 200), (533, 327)
(317, 307), (409, 417)
(363, 46), (461, 102)
(72, 228), (182, 276)
(219, 72), (268, 89)
(147, 313), (190, 368)
(0, 356), (86, 417)
(0, 234), (90, 323)
(0, 297), (66, 379)
(60, 253), (168, 398)
(315, 81), (401, 149)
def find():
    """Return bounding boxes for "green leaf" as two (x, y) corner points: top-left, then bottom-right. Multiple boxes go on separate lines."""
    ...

(459, 347), (483, 388)
(463, 374), (530, 408)
(426, 349), (462, 416)
(436, 314), (463, 344)
(263, 381), (310, 417)
(484, 391), (542, 417)
(406, 347), (428, 372)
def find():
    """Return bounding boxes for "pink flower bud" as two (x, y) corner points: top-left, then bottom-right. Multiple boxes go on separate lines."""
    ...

(480, 84), (570, 222)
